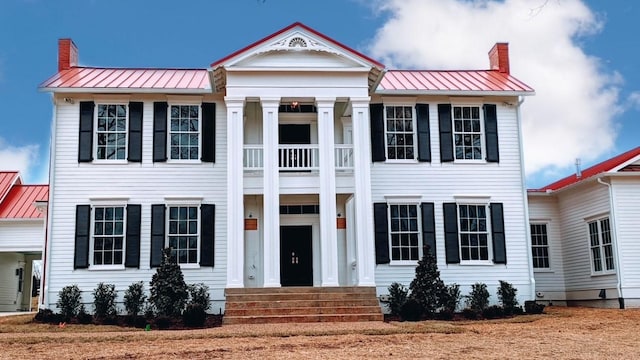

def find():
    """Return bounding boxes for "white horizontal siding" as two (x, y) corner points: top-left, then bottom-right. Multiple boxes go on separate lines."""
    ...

(0, 221), (44, 252)
(372, 101), (532, 302)
(45, 98), (228, 312)
(611, 178), (640, 293)
(528, 195), (567, 300)
(0, 252), (23, 311)
(556, 182), (617, 294)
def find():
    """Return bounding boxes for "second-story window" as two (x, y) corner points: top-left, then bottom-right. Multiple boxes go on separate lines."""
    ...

(385, 106), (415, 160)
(453, 106), (483, 160)
(170, 105), (200, 160)
(96, 104), (127, 160)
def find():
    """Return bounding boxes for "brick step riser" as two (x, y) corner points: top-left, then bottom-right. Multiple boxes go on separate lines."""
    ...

(225, 287), (377, 295)
(226, 293), (375, 302)
(223, 313), (383, 325)
(226, 299), (380, 309)
(225, 306), (382, 317)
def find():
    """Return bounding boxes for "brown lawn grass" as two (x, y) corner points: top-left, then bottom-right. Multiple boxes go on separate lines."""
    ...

(1, 306), (639, 359)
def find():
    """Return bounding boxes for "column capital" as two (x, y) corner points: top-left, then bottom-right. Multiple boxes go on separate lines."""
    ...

(260, 97), (281, 108)
(315, 97), (336, 107)
(350, 97), (371, 107)
(224, 97), (245, 107)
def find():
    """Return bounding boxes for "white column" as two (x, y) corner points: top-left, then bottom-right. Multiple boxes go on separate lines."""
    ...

(317, 97), (339, 287)
(225, 97), (245, 288)
(261, 98), (281, 288)
(351, 98), (376, 286)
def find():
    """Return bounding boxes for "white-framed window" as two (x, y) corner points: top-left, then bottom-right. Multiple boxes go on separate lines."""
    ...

(588, 217), (614, 274)
(458, 204), (490, 262)
(169, 104), (201, 161)
(453, 105), (484, 160)
(385, 105), (416, 160)
(167, 205), (200, 264)
(91, 205), (126, 267)
(96, 104), (128, 160)
(388, 203), (421, 262)
(530, 223), (550, 269)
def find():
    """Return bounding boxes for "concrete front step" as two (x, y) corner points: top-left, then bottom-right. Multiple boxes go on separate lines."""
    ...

(223, 286), (383, 324)
(224, 313), (384, 325)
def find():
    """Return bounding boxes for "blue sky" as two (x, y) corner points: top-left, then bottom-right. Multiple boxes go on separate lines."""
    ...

(0, 0), (638, 187)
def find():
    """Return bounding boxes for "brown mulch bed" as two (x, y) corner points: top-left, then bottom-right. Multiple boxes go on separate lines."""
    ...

(1, 306), (639, 359)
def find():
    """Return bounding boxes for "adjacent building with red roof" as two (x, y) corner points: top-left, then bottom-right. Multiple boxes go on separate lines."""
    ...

(528, 147), (640, 308)
(0, 172), (48, 312)
(38, 22), (538, 320)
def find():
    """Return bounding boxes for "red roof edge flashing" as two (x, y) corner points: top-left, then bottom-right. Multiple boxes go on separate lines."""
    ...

(209, 22), (385, 69)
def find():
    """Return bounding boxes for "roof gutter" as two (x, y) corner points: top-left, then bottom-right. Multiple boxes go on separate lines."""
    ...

(597, 177), (625, 309)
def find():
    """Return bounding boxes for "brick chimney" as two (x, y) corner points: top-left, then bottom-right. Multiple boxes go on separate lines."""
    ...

(488, 42), (509, 75)
(58, 38), (78, 72)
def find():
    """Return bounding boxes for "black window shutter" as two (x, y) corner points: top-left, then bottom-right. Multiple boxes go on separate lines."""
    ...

(153, 102), (168, 162)
(484, 104), (499, 162)
(78, 101), (95, 162)
(416, 104), (431, 162)
(490, 203), (506, 264)
(443, 203), (460, 264)
(200, 204), (215, 266)
(125, 204), (141, 268)
(201, 103), (216, 163)
(150, 204), (166, 267)
(438, 104), (454, 162)
(370, 104), (385, 162)
(127, 102), (143, 162)
(421, 202), (436, 258)
(373, 202), (390, 264)
(74, 205), (91, 269)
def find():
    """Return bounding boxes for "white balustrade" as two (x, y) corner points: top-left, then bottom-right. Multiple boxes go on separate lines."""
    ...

(243, 144), (353, 171)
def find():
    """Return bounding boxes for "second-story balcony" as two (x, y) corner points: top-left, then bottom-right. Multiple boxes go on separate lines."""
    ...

(243, 144), (354, 172)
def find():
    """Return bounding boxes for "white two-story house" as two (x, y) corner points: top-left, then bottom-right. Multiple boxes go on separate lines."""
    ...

(39, 23), (535, 321)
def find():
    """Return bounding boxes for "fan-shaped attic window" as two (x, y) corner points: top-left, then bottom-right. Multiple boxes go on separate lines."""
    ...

(288, 37), (307, 48)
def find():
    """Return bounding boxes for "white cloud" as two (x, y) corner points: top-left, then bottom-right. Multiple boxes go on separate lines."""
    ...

(367, 0), (621, 177)
(626, 91), (640, 111)
(0, 138), (40, 181)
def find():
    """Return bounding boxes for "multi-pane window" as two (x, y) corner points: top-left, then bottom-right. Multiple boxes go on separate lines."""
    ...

(389, 204), (420, 261)
(385, 106), (415, 160)
(530, 223), (550, 268)
(458, 204), (489, 261)
(93, 206), (125, 266)
(588, 217), (614, 273)
(167, 206), (199, 264)
(96, 104), (127, 160)
(170, 105), (200, 160)
(453, 106), (482, 160)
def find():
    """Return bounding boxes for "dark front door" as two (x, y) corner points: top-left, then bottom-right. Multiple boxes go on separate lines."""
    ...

(280, 225), (313, 286)
(279, 124), (311, 170)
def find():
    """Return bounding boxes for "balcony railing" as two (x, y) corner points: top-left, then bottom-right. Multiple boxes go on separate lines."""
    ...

(243, 144), (353, 171)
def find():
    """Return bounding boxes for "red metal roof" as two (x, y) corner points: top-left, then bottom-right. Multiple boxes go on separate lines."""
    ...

(40, 67), (210, 92)
(532, 146), (640, 192)
(0, 171), (20, 203)
(0, 184), (49, 219)
(377, 70), (534, 94)
(210, 22), (385, 69)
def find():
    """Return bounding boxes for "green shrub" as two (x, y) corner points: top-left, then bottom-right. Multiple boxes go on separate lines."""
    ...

(400, 298), (423, 322)
(34, 308), (63, 324)
(409, 252), (445, 316)
(187, 283), (211, 311)
(483, 305), (505, 319)
(154, 315), (173, 329)
(497, 280), (519, 315)
(466, 282), (490, 312)
(93, 282), (117, 319)
(149, 248), (188, 317)
(124, 281), (147, 316)
(183, 303), (207, 327)
(57, 284), (82, 320)
(461, 308), (480, 320)
(76, 305), (93, 324)
(440, 283), (461, 314)
(524, 300), (545, 314)
(387, 282), (408, 316)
